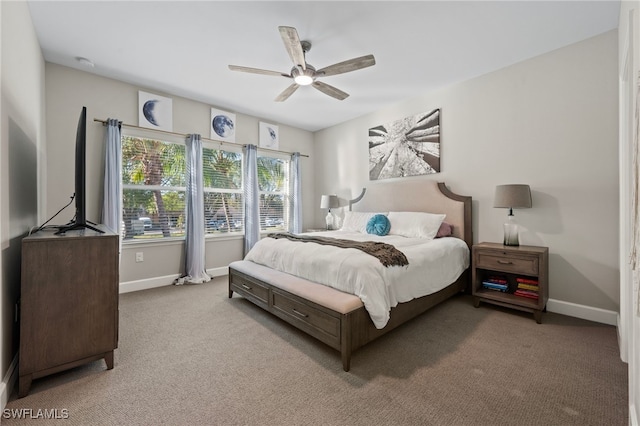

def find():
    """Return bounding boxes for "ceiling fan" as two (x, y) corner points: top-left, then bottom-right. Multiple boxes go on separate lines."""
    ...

(228, 26), (376, 102)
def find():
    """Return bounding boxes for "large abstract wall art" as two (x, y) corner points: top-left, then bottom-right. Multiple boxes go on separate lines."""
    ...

(139, 91), (173, 131)
(211, 108), (236, 143)
(369, 108), (440, 181)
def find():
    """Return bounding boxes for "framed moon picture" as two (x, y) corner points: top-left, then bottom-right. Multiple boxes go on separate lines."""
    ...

(210, 108), (236, 143)
(259, 122), (279, 150)
(138, 91), (173, 131)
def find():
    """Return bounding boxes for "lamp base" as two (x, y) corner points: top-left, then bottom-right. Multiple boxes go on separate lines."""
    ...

(503, 216), (519, 246)
(325, 211), (334, 231)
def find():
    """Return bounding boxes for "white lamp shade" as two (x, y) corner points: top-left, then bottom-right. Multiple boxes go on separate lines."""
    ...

(494, 184), (532, 209)
(320, 195), (339, 209)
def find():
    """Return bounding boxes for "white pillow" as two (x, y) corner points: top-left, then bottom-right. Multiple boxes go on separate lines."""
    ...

(387, 211), (446, 239)
(341, 211), (387, 233)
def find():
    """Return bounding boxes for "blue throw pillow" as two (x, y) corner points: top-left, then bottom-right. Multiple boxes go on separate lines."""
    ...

(366, 214), (390, 236)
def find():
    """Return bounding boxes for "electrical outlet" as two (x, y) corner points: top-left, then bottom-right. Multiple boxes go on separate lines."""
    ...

(135, 252), (144, 263)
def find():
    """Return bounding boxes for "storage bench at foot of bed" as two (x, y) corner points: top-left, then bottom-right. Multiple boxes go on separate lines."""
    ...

(229, 260), (364, 371)
(228, 260), (467, 371)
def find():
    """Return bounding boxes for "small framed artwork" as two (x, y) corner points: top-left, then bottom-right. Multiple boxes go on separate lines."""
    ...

(139, 91), (173, 131)
(211, 108), (236, 143)
(369, 108), (440, 181)
(259, 122), (279, 150)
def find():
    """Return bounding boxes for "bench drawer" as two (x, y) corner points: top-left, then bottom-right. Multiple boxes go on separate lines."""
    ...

(230, 274), (269, 306)
(271, 289), (340, 347)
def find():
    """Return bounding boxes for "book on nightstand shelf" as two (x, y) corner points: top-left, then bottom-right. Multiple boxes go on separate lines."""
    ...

(482, 275), (509, 292)
(514, 277), (539, 300)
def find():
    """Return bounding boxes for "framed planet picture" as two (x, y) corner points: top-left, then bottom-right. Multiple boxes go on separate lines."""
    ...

(139, 91), (173, 131)
(259, 122), (279, 150)
(210, 108), (236, 143)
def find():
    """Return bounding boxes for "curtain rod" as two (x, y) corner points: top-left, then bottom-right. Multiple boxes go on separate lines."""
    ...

(93, 118), (309, 158)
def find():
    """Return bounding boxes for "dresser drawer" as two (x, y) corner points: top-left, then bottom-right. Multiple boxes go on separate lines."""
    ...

(230, 274), (269, 306)
(476, 252), (539, 275)
(271, 289), (340, 346)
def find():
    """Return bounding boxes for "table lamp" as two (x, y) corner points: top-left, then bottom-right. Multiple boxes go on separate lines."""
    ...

(493, 184), (532, 246)
(320, 195), (339, 230)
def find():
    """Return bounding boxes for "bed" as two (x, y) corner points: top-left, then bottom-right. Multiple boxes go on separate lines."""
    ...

(228, 181), (472, 371)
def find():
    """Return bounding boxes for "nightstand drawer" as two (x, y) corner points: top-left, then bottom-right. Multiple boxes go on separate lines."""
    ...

(476, 252), (539, 275)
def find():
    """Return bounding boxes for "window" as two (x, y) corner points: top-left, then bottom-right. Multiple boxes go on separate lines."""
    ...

(258, 155), (288, 232)
(120, 131), (291, 241)
(202, 146), (243, 235)
(121, 134), (186, 240)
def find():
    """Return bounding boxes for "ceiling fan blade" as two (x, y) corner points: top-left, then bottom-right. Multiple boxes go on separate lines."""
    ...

(317, 54), (376, 77)
(312, 81), (349, 100)
(278, 26), (306, 70)
(275, 83), (300, 102)
(228, 65), (290, 78)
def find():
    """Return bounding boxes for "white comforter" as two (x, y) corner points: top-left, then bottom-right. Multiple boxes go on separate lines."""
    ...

(244, 231), (470, 329)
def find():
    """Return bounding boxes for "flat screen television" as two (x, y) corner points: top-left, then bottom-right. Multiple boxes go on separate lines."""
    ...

(55, 106), (103, 234)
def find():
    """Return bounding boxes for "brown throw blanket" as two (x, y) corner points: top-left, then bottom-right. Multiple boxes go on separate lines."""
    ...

(267, 233), (409, 267)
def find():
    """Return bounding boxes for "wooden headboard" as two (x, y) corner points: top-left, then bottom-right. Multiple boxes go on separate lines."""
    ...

(352, 180), (473, 247)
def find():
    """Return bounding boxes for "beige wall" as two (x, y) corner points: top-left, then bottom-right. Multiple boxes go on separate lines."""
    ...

(44, 64), (315, 283)
(0, 0), (45, 402)
(314, 30), (619, 312)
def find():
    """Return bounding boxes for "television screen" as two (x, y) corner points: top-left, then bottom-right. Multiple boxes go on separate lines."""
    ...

(55, 106), (103, 234)
(75, 106), (87, 227)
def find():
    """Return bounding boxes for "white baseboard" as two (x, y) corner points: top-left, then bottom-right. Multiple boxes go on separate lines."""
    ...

(547, 298), (618, 326)
(118, 276), (619, 327)
(119, 274), (180, 294)
(206, 267), (229, 279)
(1, 355), (18, 410)
(119, 267), (229, 294)
(618, 313), (629, 363)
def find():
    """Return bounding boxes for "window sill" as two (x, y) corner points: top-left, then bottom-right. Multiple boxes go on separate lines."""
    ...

(122, 230), (285, 248)
(205, 233), (244, 242)
(122, 237), (185, 249)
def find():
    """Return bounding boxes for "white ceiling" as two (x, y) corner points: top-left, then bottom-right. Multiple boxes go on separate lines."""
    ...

(27, 1), (620, 132)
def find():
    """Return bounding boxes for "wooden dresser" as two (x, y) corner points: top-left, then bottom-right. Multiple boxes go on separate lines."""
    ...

(19, 226), (119, 397)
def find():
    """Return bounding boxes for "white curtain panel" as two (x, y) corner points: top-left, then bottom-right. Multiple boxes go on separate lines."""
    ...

(243, 144), (260, 255)
(101, 119), (122, 252)
(288, 152), (302, 234)
(177, 134), (210, 284)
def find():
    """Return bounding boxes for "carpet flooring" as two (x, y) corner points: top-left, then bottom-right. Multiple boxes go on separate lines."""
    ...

(3, 276), (628, 425)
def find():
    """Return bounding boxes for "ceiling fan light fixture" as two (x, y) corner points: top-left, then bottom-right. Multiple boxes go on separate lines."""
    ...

(294, 74), (313, 86)
(228, 26), (376, 101)
(292, 65), (315, 86)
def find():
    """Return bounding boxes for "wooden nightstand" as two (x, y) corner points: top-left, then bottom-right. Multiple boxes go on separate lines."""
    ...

(472, 242), (549, 323)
